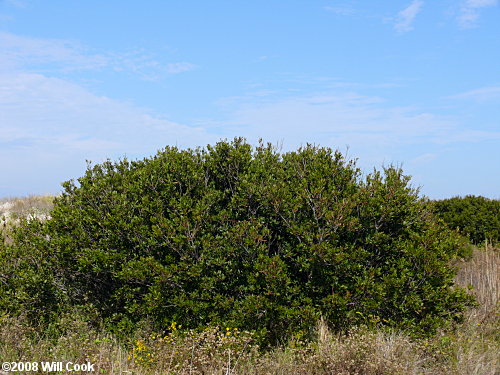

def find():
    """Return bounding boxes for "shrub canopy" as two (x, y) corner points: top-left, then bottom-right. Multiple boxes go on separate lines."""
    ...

(432, 195), (500, 245)
(0, 138), (473, 344)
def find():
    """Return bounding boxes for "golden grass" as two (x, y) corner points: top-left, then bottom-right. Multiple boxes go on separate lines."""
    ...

(444, 244), (499, 375)
(0, 195), (54, 221)
(455, 243), (499, 317)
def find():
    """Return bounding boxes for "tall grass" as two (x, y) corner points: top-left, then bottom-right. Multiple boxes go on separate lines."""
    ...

(446, 244), (499, 375)
(0, 195), (54, 244)
(455, 243), (499, 317)
(0, 195), (54, 221)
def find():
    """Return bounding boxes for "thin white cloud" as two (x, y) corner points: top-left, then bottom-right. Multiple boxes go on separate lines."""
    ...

(0, 31), (107, 72)
(166, 62), (197, 74)
(0, 31), (196, 78)
(206, 89), (500, 170)
(394, 0), (424, 32)
(411, 153), (437, 164)
(224, 96), (450, 143)
(198, 90), (500, 199)
(324, 5), (356, 16)
(109, 49), (197, 80)
(0, 72), (209, 150)
(0, 30), (199, 195)
(448, 86), (500, 101)
(1, 0), (27, 8)
(458, 0), (498, 28)
(0, 71), (213, 194)
(434, 129), (500, 144)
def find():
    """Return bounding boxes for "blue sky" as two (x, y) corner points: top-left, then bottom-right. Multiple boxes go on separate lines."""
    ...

(1, 0), (499, 199)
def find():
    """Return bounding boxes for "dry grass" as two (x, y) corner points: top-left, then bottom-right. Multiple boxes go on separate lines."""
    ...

(0, 313), (131, 374)
(455, 243), (499, 317)
(0, 195), (54, 244)
(0, 237), (498, 374)
(443, 244), (499, 375)
(243, 324), (427, 375)
(0, 195), (54, 221)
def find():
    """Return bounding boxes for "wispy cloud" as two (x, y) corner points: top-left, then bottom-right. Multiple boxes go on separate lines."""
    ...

(411, 152), (437, 164)
(0, 31), (196, 79)
(110, 50), (197, 81)
(207, 88), (500, 164)
(324, 5), (356, 16)
(1, 0), (28, 8)
(166, 62), (196, 74)
(0, 31), (107, 72)
(0, 72), (210, 151)
(0, 30), (200, 195)
(0, 71), (213, 194)
(435, 129), (500, 144)
(448, 86), (500, 101)
(394, 0), (424, 32)
(458, 0), (498, 28)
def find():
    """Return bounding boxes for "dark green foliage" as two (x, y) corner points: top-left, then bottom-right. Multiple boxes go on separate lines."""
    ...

(0, 138), (474, 345)
(432, 195), (500, 245)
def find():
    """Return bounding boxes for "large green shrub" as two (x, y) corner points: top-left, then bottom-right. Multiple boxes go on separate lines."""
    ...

(0, 138), (473, 344)
(432, 196), (500, 245)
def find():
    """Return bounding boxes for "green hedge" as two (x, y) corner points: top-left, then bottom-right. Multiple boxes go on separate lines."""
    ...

(0, 139), (473, 345)
(432, 196), (500, 245)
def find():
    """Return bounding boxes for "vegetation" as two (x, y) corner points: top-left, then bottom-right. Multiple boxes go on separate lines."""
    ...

(431, 195), (500, 245)
(2, 138), (498, 374)
(1, 244), (497, 374)
(0, 139), (474, 348)
(0, 195), (53, 221)
(1, 195), (53, 245)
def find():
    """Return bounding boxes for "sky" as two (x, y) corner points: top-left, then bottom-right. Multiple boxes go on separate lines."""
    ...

(0, 0), (499, 199)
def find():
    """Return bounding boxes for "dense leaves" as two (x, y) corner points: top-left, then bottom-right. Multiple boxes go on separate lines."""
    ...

(432, 195), (500, 245)
(0, 138), (473, 345)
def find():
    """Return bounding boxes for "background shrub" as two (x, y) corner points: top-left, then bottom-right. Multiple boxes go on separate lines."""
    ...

(0, 138), (474, 345)
(431, 195), (500, 245)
